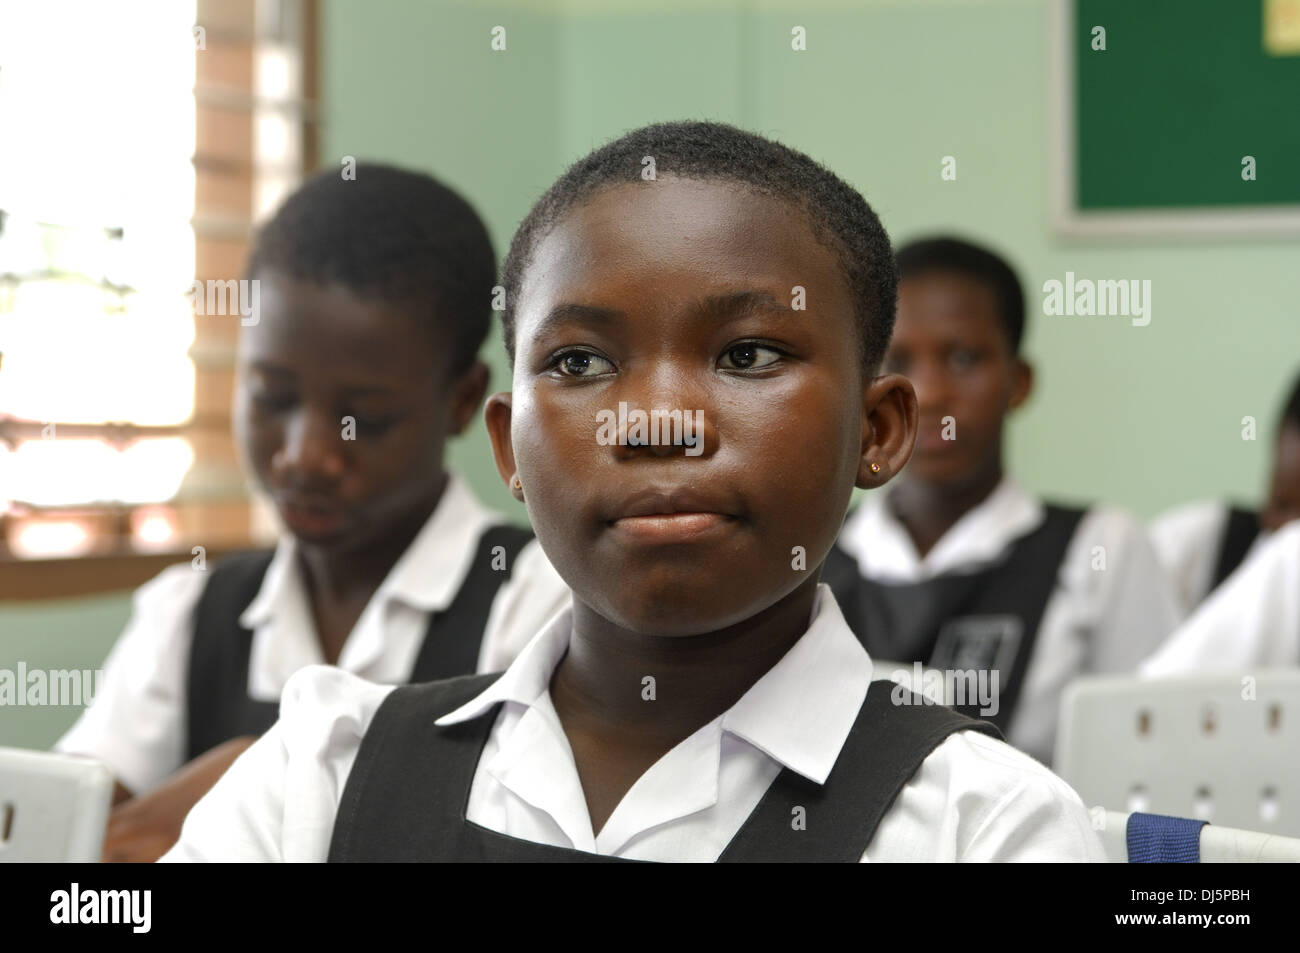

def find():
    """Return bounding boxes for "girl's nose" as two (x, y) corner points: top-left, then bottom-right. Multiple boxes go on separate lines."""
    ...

(273, 408), (346, 483)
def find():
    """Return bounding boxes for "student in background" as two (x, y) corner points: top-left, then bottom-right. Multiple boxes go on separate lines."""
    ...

(163, 121), (1103, 863)
(1142, 520), (1300, 674)
(822, 237), (1181, 766)
(1149, 371), (1300, 619)
(56, 164), (567, 861)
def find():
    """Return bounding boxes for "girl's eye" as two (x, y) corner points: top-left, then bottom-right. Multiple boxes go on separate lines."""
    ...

(949, 349), (979, 370)
(251, 392), (295, 413)
(719, 343), (782, 371)
(351, 414), (398, 434)
(554, 350), (615, 377)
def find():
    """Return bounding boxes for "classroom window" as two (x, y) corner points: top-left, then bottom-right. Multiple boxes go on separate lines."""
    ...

(0, 0), (317, 579)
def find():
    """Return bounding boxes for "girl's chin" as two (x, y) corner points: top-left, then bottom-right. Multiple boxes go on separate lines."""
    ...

(905, 447), (977, 479)
(279, 505), (352, 544)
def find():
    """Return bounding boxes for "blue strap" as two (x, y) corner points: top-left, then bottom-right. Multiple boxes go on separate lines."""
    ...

(1125, 812), (1208, 863)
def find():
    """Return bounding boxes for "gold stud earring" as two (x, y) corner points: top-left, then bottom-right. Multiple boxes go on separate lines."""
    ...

(869, 462), (882, 474)
(512, 476), (523, 491)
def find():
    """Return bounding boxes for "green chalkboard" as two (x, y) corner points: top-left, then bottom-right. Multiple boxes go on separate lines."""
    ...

(1073, 0), (1300, 211)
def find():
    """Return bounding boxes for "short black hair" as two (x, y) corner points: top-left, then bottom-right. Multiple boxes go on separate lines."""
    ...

(895, 236), (1026, 355)
(247, 162), (496, 371)
(500, 120), (897, 373)
(1280, 370), (1300, 434)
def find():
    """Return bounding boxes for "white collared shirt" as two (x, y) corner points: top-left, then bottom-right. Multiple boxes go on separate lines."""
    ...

(477, 535), (572, 672)
(55, 472), (569, 795)
(1148, 500), (1270, 620)
(1142, 520), (1300, 675)
(836, 477), (1180, 765)
(160, 585), (1105, 863)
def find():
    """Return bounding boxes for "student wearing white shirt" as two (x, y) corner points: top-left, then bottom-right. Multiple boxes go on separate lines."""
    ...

(58, 165), (568, 861)
(822, 237), (1181, 766)
(1149, 372), (1300, 618)
(163, 586), (1101, 862)
(165, 121), (1104, 863)
(1141, 520), (1300, 675)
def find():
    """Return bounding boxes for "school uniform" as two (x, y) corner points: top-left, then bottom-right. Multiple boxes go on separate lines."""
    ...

(476, 539), (571, 671)
(55, 473), (566, 795)
(1149, 501), (1269, 619)
(160, 584), (1105, 863)
(1141, 521), (1300, 675)
(823, 477), (1181, 765)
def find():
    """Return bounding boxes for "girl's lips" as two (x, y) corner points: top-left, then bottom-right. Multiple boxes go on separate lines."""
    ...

(610, 512), (734, 543)
(277, 499), (349, 538)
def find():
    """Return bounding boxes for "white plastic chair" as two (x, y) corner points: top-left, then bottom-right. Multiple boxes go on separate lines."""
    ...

(1057, 670), (1300, 837)
(0, 747), (112, 862)
(1095, 810), (1300, 862)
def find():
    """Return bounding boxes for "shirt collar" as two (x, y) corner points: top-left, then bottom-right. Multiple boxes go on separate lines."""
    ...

(723, 586), (873, 783)
(239, 471), (499, 630)
(434, 604), (571, 723)
(839, 475), (1043, 580)
(376, 472), (500, 612)
(436, 584), (874, 786)
(239, 535), (298, 630)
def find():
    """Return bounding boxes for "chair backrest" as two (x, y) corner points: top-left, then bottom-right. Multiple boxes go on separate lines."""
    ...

(0, 747), (112, 862)
(1098, 810), (1300, 862)
(1058, 670), (1300, 836)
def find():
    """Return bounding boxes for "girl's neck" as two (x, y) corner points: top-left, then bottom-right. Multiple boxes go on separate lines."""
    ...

(551, 573), (822, 752)
(294, 477), (447, 663)
(296, 476), (446, 603)
(888, 460), (1005, 559)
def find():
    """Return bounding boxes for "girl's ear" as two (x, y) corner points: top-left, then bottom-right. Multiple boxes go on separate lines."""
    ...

(1009, 357), (1034, 412)
(448, 361), (490, 436)
(857, 373), (918, 489)
(484, 392), (524, 501)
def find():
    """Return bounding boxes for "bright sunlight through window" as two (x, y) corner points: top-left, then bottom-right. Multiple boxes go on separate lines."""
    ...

(0, 1), (198, 516)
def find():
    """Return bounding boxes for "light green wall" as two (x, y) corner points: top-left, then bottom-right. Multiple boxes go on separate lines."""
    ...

(320, 0), (563, 521)
(5, 2), (1292, 752)
(0, 594), (130, 750)
(321, 0), (1299, 519)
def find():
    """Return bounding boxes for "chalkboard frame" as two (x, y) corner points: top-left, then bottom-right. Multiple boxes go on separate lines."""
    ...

(1049, 0), (1300, 239)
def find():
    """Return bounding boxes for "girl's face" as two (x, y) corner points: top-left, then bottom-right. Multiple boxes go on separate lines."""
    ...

(1261, 423), (1300, 533)
(234, 271), (484, 556)
(881, 272), (1031, 489)
(489, 176), (914, 636)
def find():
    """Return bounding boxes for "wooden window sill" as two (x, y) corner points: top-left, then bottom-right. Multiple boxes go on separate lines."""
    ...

(0, 545), (251, 601)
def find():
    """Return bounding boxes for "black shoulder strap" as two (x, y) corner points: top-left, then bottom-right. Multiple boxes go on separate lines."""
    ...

(408, 524), (534, 682)
(825, 504), (1087, 732)
(718, 681), (1001, 861)
(930, 502), (1086, 731)
(1210, 506), (1260, 590)
(328, 673), (508, 863)
(328, 677), (1000, 863)
(186, 551), (278, 760)
(186, 525), (532, 760)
